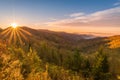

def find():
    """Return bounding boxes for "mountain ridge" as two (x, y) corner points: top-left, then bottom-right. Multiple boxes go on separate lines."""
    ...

(0, 26), (120, 50)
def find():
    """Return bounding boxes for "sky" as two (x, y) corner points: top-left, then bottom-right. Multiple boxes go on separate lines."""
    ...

(0, 0), (120, 36)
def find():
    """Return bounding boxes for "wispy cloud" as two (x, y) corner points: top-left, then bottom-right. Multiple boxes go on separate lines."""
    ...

(69, 12), (85, 17)
(114, 0), (120, 6)
(114, 2), (120, 6)
(49, 18), (57, 21)
(47, 6), (120, 28)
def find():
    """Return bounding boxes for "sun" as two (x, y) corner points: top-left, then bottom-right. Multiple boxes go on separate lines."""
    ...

(1, 24), (32, 45)
(11, 23), (18, 28)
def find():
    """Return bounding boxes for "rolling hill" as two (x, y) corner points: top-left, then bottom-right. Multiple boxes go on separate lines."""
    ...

(1, 26), (120, 54)
(0, 27), (106, 52)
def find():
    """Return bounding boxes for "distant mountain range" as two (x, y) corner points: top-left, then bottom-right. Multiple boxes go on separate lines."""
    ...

(0, 26), (120, 51)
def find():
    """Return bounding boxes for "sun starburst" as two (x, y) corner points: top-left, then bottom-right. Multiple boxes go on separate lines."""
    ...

(1, 26), (32, 45)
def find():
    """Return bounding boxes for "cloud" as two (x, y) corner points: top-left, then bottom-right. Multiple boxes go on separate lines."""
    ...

(114, 2), (120, 6)
(69, 12), (85, 17)
(49, 18), (57, 21)
(47, 6), (120, 27)
(114, 0), (120, 6)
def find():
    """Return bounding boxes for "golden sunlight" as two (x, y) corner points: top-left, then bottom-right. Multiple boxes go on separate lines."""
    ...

(1, 26), (32, 45)
(11, 23), (18, 28)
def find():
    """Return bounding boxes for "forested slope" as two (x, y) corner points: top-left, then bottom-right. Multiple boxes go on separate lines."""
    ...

(0, 27), (120, 80)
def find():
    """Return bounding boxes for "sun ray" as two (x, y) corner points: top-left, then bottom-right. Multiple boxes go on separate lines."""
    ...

(18, 30), (28, 41)
(19, 28), (32, 36)
(1, 28), (11, 35)
(13, 29), (17, 44)
(8, 29), (14, 44)
(1, 28), (12, 38)
(1, 26), (32, 46)
(16, 30), (24, 45)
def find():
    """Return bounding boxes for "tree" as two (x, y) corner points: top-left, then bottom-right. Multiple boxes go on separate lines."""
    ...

(69, 50), (82, 72)
(81, 58), (91, 79)
(92, 48), (111, 80)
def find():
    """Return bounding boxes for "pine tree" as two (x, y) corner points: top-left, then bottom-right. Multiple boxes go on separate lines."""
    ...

(92, 47), (111, 80)
(71, 50), (82, 72)
(81, 58), (91, 79)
